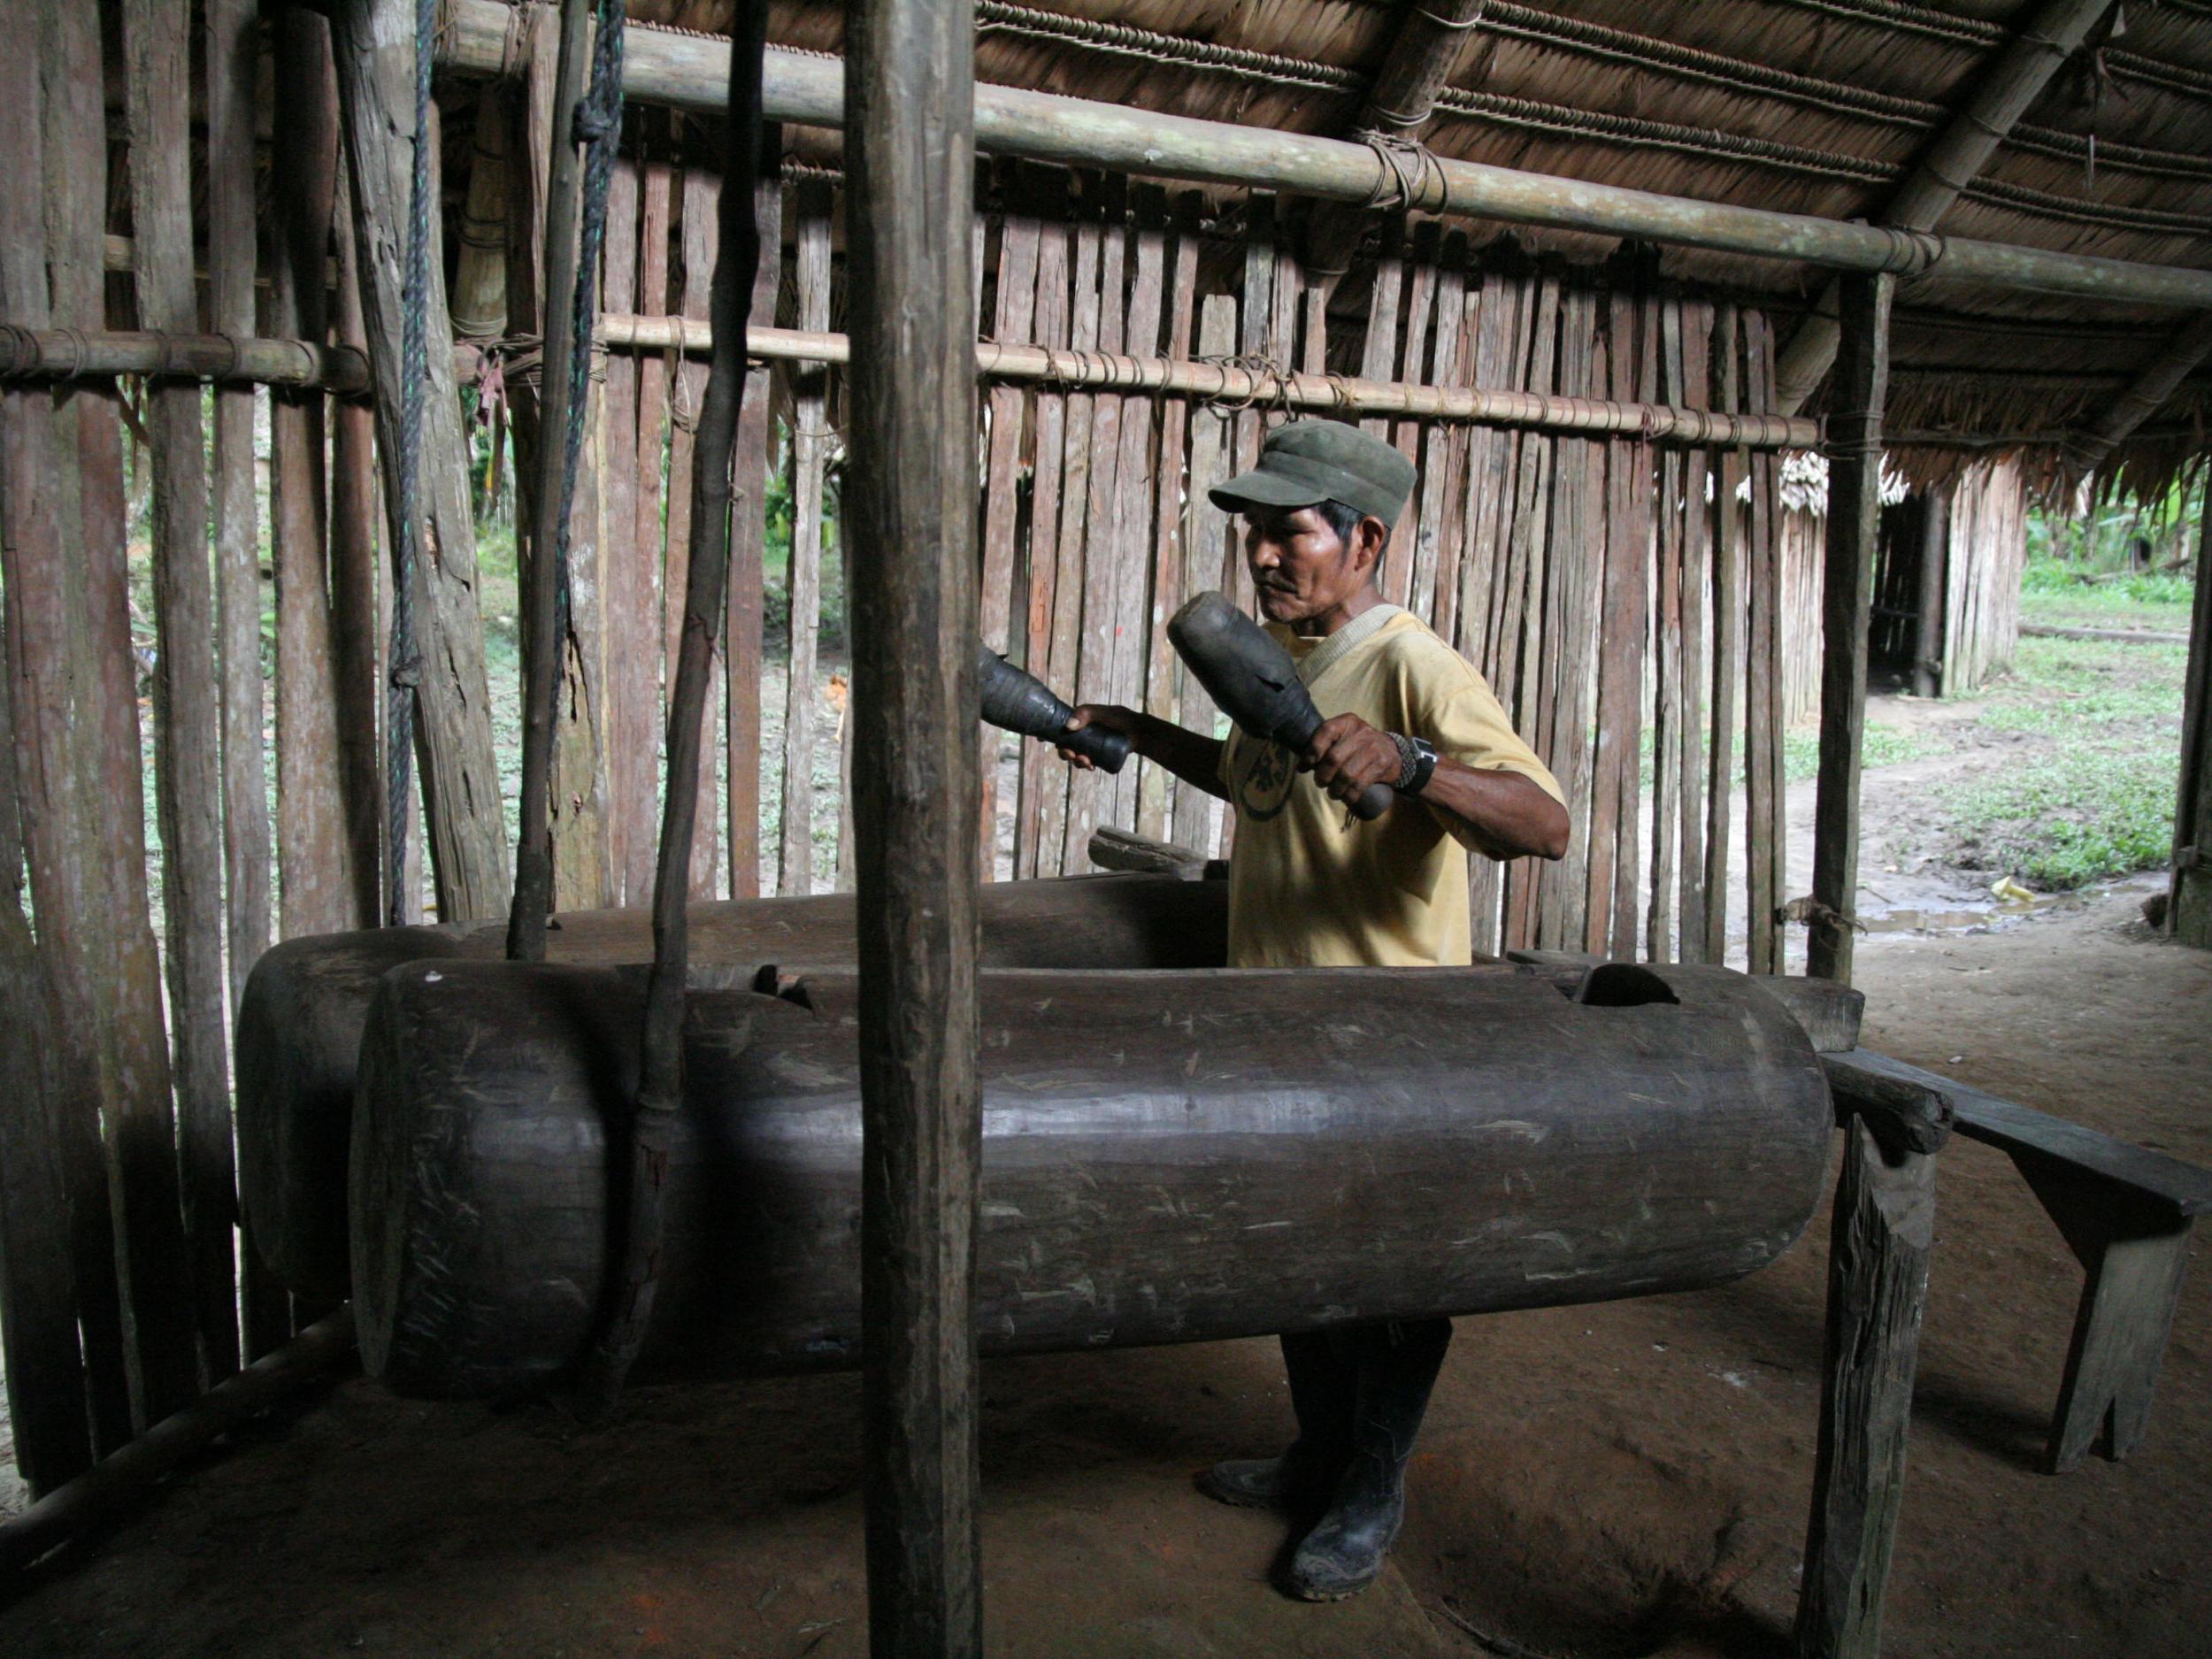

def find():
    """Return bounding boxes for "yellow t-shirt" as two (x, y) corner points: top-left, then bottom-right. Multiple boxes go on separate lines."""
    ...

(1218, 606), (1562, 968)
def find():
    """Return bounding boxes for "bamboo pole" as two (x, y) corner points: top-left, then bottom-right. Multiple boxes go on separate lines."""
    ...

(847, 0), (986, 1644)
(1808, 273), (1895, 985)
(435, 0), (2212, 311)
(594, 318), (1823, 446)
(1775, 0), (2114, 412)
(0, 326), (370, 390)
(5, 319), (1824, 450)
(2057, 310), (2212, 483)
(0, 1310), (357, 1585)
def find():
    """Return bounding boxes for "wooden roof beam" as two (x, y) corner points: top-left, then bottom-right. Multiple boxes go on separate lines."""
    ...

(2057, 309), (2212, 482)
(432, 0), (2212, 312)
(1774, 0), (2115, 414)
(1306, 0), (1488, 282)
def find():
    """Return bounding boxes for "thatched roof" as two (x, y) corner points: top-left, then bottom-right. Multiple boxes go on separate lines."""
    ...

(617, 0), (2212, 487)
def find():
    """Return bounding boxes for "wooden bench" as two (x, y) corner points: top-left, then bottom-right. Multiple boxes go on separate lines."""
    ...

(1824, 1048), (2212, 1474)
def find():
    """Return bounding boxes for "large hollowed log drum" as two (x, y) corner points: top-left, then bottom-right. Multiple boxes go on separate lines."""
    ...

(238, 873), (1231, 1298)
(352, 960), (1832, 1398)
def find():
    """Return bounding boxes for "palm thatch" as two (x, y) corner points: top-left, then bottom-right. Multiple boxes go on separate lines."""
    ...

(610, 0), (2212, 489)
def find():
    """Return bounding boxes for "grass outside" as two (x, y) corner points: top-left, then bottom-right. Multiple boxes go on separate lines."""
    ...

(1909, 595), (2192, 889)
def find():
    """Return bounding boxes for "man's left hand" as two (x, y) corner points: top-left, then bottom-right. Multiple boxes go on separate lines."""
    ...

(1303, 714), (1402, 806)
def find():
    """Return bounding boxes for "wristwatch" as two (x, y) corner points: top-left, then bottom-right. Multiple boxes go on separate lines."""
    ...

(1389, 732), (1438, 795)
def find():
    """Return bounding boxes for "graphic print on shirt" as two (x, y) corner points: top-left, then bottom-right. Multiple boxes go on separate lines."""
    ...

(1232, 733), (1298, 822)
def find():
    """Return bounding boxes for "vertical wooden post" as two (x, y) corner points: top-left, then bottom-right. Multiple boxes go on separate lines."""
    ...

(332, 0), (511, 922)
(2172, 491), (2212, 947)
(1913, 487), (1947, 701)
(1796, 1114), (1938, 1659)
(1808, 273), (1893, 984)
(206, 0), (271, 1011)
(846, 0), (984, 1644)
(125, 0), (241, 1394)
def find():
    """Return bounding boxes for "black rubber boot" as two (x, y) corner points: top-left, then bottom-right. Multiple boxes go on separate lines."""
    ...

(1197, 1330), (1356, 1509)
(1286, 1318), (1451, 1601)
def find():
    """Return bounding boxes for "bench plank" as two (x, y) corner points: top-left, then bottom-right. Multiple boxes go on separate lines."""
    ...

(1825, 1049), (2212, 1220)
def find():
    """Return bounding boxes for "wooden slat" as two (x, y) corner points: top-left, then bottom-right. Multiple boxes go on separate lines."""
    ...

(1548, 289), (1601, 947)
(1457, 259), (1513, 956)
(1501, 272), (1560, 953)
(205, 0), (270, 1015)
(1704, 303), (1743, 964)
(1064, 184), (1130, 869)
(126, 0), (239, 1396)
(270, 12), (354, 941)
(19, 0), (150, 1453)
(1677, 301), (1713, 962)
(635, 159), (716, 899)
(1227, 200), (1279, 622)
(1586, 286), (1631, 954)
(780, 182), (834, 897)
(979, 211), (1041, 875)
(0, 0), (96, 1486)
(1014, 196), (1071, 878)
(726, 161), (782, 900)
(1139, 195), (1202, 845)
(600, 159), (653, 906)
(1104, 191), (1166, 833)
(1173, 293), (1237, 855)
(1421, 236), (1473, 639)
(1036, 211), (1102, 876)
(1385, 222), (1440, 612)
(1647, 294), (1686, 963)
(329, 166), (383, 930)
(1745, 309), (1782, 974)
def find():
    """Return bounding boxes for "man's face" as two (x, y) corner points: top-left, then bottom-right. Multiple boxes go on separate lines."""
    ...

(1243, 504), (1372, 626)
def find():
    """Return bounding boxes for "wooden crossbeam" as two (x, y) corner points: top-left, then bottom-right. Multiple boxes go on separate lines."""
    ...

(1775, 0), (2115, 412)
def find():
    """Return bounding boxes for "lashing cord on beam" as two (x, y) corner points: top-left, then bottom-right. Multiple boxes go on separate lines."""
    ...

(387, 0), (434, 927)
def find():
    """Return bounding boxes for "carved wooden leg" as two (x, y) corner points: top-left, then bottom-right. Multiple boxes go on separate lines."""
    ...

(2012, 1154), (2193, 1474)
(1796, 1117), (1937, 1659)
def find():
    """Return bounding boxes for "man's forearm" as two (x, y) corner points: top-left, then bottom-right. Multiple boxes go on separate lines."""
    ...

(1129, 715), (1230, 800)
(1416, 761), (1569, 861)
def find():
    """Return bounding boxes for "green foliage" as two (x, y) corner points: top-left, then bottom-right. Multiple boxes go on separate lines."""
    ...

(1782, 722), (1932, 782)
(1938, 748), (2175, 889)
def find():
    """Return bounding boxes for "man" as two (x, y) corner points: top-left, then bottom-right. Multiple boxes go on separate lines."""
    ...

(1058, 419), (1568, 1601)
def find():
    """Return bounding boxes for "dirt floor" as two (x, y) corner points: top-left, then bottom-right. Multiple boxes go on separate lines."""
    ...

(1, 877), (2206, 1658)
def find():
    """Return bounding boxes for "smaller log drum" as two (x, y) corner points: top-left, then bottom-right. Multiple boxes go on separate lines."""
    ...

(352, 960), (1833, 1397)
(235, 874), (1229, 1297)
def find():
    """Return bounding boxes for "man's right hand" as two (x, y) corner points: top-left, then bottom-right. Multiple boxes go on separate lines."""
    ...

(1056, 704), (1142, 770)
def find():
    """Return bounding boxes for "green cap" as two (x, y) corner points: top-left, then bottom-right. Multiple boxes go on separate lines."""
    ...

(1208, 419), (1417, 529)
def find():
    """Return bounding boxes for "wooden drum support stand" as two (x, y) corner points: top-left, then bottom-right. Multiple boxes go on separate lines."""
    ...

(1801, 1062), (1953, 1659)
